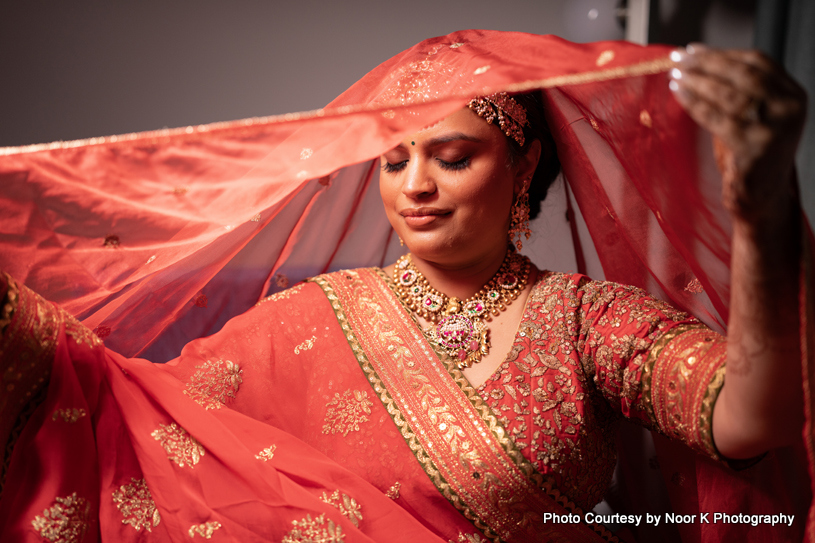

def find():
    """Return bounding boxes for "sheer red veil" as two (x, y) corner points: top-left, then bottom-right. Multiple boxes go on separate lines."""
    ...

(0, 29), (811, 541)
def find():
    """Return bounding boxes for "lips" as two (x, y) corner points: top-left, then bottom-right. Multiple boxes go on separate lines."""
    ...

(400, 208), (450, 227)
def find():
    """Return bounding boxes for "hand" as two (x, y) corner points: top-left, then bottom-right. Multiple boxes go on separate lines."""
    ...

(669, 44), (807, 223)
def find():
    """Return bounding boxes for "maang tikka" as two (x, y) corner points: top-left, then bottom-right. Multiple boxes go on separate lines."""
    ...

(509, 178), (532, 251)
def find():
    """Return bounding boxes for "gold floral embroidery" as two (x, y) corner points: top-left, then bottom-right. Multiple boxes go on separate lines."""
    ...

(322, 390), (372, 437)
(64, 314), (103, 349)
(112, 478), (160, 532)
(250, 213), (261, 222)
(294, 336), (317, 355)
(300, 148), (313, 160)
(255, 445), (276, 461)
(281, 514), (343, 543)
(151, 423), (205, 468)
(320, 490), (362, 528)
(596, 50), (615, 66)
(188, 521), (221, 539)
(639, 110), (652, 127)
(183, 359), (243, 410)
(52, 408), (87, 423)
(684, 277), (704, 293)
(385, 482), (401, 499)
(31, 492), (91, 543)
(255, 283), (305, 306)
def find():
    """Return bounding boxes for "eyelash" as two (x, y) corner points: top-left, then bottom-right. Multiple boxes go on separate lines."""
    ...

(381, 157), (470, 174)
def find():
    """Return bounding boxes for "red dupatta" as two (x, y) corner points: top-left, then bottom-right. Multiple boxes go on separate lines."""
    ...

(0, 29), (812, 540)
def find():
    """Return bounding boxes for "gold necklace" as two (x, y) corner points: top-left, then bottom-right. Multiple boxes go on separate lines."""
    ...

(392, 249), (530, 369)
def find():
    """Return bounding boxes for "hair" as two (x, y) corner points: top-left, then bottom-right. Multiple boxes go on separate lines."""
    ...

(504, 91), (561, 220)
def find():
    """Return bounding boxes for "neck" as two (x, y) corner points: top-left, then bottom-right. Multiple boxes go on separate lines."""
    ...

(409, 244), (509, 299)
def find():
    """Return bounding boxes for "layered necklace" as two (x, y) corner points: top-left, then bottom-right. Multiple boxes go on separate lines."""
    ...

(392, 249), (530, 369)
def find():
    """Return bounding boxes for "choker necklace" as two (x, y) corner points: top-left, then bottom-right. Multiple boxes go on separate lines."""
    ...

(392, 249), (530, 369)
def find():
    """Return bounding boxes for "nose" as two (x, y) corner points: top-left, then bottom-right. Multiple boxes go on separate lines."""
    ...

(401, 158), (436, 200)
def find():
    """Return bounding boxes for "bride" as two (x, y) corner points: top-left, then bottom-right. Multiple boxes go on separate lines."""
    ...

(0, 30), (808, 542)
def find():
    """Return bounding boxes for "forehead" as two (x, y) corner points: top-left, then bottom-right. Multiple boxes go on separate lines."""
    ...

(411, 108), (504, 143)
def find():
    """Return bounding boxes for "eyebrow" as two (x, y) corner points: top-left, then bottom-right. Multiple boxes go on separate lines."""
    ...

(394, 132), (484, 150)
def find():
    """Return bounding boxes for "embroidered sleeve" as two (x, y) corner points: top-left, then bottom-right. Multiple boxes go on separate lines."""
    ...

(575, 277), (726, 459)
(0, 274), (62, 470)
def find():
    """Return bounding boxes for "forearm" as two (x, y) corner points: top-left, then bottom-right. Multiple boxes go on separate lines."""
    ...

(713, 185), (803, 458)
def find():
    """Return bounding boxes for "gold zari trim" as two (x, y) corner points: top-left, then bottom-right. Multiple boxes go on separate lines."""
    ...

(642, 324), (727, 458)
(1, 56), (671, 157)
(313, 269), (616, 543)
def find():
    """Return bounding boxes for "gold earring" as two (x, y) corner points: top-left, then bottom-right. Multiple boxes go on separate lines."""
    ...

(509, 178), (531, 251)
(399, 236), (405, 247)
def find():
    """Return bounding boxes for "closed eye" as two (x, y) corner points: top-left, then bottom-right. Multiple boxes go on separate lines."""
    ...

(382, 161), (407, 173)
(437, 157), (470, 171)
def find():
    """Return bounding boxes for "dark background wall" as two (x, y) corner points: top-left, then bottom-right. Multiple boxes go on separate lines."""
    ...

(0, 0), (756, 147)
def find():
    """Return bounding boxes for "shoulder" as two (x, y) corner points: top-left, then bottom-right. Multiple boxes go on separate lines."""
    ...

(530, 270), (692, 323)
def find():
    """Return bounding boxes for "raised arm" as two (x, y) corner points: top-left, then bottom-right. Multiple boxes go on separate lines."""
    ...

(670, 45), (808, 458)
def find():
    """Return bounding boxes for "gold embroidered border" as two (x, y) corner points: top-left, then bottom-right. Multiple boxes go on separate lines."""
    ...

(1, 57), (672, 157)
(642, 324), (727, 458)
(313, 269), (616, 543)
(310, 273), (476, 534)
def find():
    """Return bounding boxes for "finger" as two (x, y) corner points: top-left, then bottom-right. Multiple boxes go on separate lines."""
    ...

(674, 45), (805, 100)
(669, 79), (766, 147)
(688, 44), (777, 75)
(672, 48), (772, 102)
(669, 66), (754, 119)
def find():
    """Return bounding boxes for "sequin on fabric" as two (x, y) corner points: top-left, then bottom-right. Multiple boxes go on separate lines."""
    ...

(450, 533), (488, 543)
(596, 50), (615, 66)
(31, 493), (91, 543)
(151, 423), (205, 468)
(281, 514), (344, 543)
(320, 490), (363, 527)
(51, 408), (87, 423)
(112, 478), (161, 532)
(322, 390), (373, 436)
(183, 359), (243, 410)
(188, 521), (221, 539)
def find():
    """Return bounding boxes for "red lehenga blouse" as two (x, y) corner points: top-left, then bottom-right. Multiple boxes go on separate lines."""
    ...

(0, 29), (812, 542)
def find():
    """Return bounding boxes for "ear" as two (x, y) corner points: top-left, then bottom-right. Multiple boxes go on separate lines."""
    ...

(513, 139), (542, 196)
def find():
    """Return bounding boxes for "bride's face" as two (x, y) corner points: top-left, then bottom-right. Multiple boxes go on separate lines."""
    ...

(379, 108), (524, 266)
